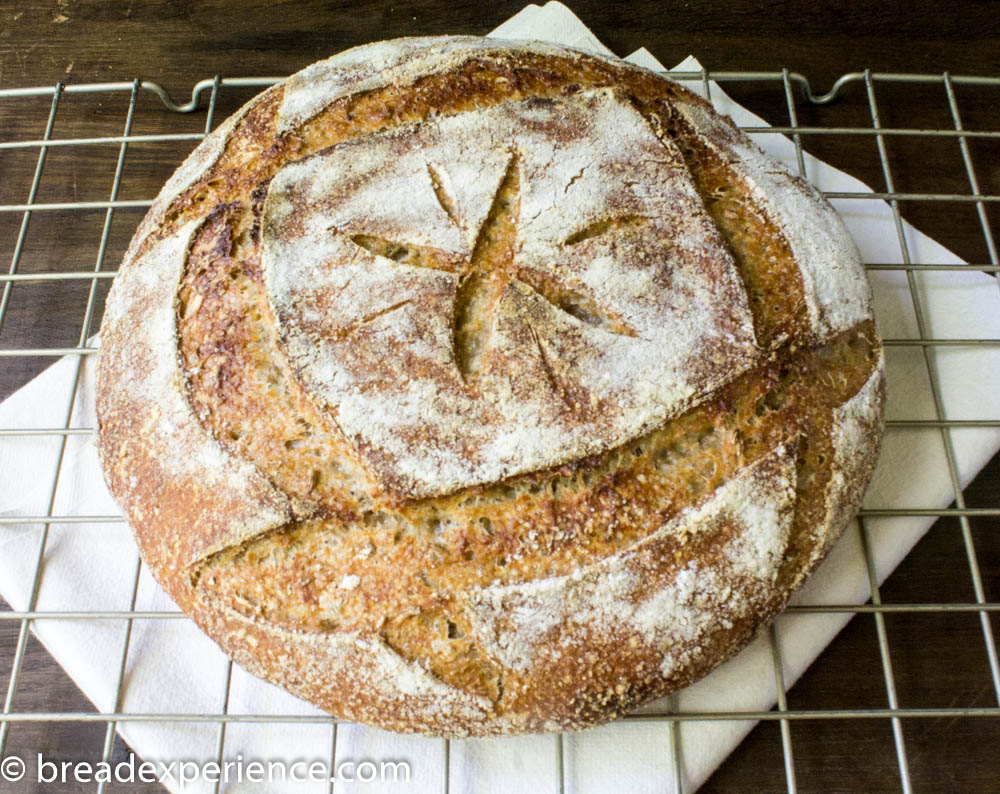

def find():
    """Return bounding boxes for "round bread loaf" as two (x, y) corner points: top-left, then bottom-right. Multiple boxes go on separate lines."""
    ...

(96, 37), (884, 736)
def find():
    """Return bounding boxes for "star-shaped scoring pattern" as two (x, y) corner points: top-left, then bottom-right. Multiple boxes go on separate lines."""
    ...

(261, 88), (758, 498)
(344, 154), (639, 384)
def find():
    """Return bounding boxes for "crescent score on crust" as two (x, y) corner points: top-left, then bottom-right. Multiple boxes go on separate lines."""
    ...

(96, 37), (884, 736)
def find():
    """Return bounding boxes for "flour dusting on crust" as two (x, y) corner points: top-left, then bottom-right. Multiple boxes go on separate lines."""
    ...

(262, 89), (757, 499)
(96, 36), (885, 737)
(210, 605), (492, 728)
(123, 89), (278, 267)
(674, 100), (871, 337)
(463, 444), (797, 675)
(279, 36), (615, 133)
(97, 220), (292, 572)
(823, 358), (885, 537)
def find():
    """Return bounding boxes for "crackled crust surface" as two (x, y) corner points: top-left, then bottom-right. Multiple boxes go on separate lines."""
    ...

(96, 36), (884, 736)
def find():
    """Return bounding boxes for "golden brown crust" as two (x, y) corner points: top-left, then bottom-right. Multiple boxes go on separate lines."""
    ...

(96, 36), (884, 736)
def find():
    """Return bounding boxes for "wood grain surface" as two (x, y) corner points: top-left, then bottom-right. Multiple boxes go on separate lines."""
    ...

(0, 2), (997, 792)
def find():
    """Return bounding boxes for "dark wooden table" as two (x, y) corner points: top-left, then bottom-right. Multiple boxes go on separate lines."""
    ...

(1, 2), (997, 792)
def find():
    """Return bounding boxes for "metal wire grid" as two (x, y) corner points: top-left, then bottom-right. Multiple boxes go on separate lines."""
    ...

(0, 67), (997, 794)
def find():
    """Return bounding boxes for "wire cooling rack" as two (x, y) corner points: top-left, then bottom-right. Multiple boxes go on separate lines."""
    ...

(0, 67), (998, 793)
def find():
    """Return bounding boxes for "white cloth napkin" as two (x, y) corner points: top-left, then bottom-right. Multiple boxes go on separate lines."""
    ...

(2, 3), (998, 792)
